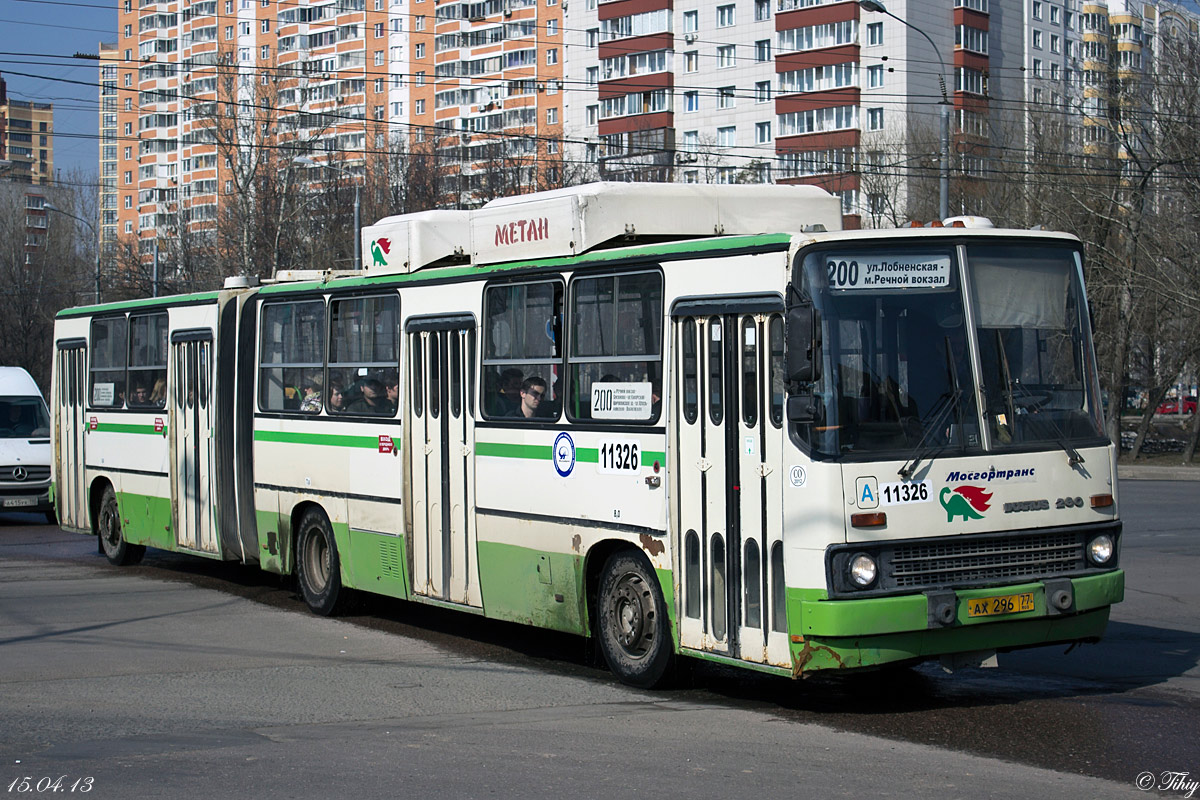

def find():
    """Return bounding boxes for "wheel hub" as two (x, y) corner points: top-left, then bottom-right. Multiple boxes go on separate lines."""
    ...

(611, 575), (654, 657)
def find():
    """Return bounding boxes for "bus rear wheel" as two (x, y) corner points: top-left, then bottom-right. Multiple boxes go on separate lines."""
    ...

(296, 508), (344, 616)
(97, 486), (145, 566)
(597, 551), (673, 688)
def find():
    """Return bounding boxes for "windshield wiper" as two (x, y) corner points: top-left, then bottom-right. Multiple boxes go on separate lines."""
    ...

(898, 337), (962, 479)
(994, 330), (1083, 466)
(994, 330), (1019, 445)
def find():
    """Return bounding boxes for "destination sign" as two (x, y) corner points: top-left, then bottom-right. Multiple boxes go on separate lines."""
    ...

(826, 254), (952, 290)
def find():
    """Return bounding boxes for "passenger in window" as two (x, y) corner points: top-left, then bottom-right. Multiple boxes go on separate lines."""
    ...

(384, 374), (399, 414)
(129, 383), (150, 407)
(509, 377), (547, 419)
(489, 368), (524, 416)
(328, 381), (345, 413)
(150, 378), (167, 406)
(348, 378), (389, 414)
(300, 377), (322, 413)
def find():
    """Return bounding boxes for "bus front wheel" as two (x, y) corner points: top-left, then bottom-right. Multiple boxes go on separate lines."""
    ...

(296, 508), (344, 616)
(597, 550), (673, 688)
(97, 486), (145, 566)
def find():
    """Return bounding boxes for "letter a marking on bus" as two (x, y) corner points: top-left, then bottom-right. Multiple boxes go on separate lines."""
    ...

(856, 477), (879, 509)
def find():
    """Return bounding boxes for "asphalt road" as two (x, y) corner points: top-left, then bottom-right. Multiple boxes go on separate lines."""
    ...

(0, 480), (1195, 799)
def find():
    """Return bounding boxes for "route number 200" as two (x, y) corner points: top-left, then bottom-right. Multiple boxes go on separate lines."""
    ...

(827, 259), (860, 288)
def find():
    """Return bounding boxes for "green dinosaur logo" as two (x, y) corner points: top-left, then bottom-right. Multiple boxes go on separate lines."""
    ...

(370, 237), (391, 267)
(940, 485), (992, 522)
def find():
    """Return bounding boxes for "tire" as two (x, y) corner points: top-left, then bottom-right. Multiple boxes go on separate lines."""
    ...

(295, 507), (344, 616)
(96, 486), (145, 566)
(44, 509), (58, 526)
(596, 550), (674, 688)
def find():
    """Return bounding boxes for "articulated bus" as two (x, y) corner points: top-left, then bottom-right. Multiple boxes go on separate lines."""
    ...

(50, 183), (1122, 687)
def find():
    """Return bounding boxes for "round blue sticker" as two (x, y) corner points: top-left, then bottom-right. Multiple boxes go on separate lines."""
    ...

(553, 432), (576, 477)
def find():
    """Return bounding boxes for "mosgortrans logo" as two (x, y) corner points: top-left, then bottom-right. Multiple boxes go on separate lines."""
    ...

(945, 466), (1036, 483)
(940, 485), (992, 522)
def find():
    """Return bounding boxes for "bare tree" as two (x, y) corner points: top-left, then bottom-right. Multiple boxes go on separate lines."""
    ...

(0, 180), (90, 389)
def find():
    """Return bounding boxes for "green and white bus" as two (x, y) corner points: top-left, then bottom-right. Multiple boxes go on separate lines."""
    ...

(50, 183), (1123, 687)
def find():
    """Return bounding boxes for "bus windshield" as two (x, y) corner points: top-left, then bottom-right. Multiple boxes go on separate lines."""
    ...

(796, 241), (1105, 460)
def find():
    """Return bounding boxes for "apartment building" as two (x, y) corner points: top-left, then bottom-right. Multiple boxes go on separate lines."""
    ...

(110, 0), (569, 256)
(426, 0), (565, 197)
(563, 0), (1200, 226)
(98, 43), (121, 258)
(0, 73), (54, 186)
(108, 0), (1198, 245)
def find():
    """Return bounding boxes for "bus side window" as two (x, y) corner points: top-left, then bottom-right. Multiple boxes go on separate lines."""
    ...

(259, 300), (326, 414)
(567, 270), (662, 423)
(89, 316), (127, 408)
(328, 294), (400, 416)
(128, 312), (168, 408)
(741, 316), (758, 428)
(708, 317), (723, 425)
(768, 314), (784, 428)
(482, 280), (563, 420)
(682, 318), (699, 424)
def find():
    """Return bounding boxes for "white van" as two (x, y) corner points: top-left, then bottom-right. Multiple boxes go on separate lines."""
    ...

(0, 367), (54, 522)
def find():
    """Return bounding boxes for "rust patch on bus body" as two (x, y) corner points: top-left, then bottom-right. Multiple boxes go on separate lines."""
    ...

(639, 533), (665, 557)
(792, 639), (846, 677)
(571, 534), (581, 553)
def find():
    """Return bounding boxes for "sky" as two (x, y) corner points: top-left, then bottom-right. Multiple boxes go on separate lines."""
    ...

(1, 0), (118, 185)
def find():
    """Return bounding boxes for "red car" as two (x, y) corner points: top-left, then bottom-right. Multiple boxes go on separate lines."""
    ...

(1157, 396), (1197, 414)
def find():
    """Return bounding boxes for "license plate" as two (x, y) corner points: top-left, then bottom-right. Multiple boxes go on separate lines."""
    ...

(966, 592), (1035, 618)
(2, 498), (36, 508)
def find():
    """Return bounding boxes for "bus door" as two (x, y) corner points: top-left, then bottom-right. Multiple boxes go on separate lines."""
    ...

(672, 301), (790, 666)
(407, 316), (481, 607)
(54, 340), (88, 530)
(170, 330), (218, 554)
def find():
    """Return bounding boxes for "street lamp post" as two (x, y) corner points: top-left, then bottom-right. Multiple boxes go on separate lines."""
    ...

(45, 202), (100, 304)
(858, 0), (951, 221)
(294, 156), (361, 271)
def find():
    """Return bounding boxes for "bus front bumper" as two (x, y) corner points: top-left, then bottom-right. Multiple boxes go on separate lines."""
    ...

(788, 570), (1124, 673)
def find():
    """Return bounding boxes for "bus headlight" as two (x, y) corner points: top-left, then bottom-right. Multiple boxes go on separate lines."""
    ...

(1087, 534), (1114, 566)
(848, 553), (878, 588)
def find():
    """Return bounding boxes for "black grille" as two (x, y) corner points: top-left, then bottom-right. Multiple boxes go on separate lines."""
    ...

(890, 531), (1082, 588)
(827, 522), (1120, 597)
(1, 465), (51, 483)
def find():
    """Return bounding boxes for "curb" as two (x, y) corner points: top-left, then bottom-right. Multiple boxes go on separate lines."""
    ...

(1117, 465), (1200, 481)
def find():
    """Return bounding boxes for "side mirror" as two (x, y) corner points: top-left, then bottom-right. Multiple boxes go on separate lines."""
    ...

(786, 302), (822, 384)
(786, 391), (822, 424)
